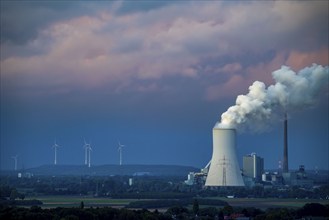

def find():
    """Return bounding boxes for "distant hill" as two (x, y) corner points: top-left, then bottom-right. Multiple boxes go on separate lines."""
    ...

(19, 164), (200, 176)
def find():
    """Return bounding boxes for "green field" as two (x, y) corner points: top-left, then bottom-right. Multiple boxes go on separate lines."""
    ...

(219, 197), (329, 210)
(28, 196), (328, 210)
(29, 196), (143, 208)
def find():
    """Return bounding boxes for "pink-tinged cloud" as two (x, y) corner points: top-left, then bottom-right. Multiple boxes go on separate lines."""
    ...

(205, 75), (248, 101)
(219, 63), (242, 74)
(205, 53), (287, 101)
(246, 52), (288, 86)
(1, 1), (328, 97)
(205, 47), (329, 102)
(286, 48), (329, 71)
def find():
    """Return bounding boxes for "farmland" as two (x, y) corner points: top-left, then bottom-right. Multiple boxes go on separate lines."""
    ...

(219, 197), (329, 210)
(29, 195), (135, 208)
(27, 195), (328, 210)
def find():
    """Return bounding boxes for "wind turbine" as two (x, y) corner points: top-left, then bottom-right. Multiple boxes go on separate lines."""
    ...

(118, 141), (125, 166)
(83, 139), (92, 167)
(11, 155), (18, 171)
(52, 139), (60, 165)
(83, 139), (90, 165)
(87, 144), (92, 168)
(88, 144), (93, 167)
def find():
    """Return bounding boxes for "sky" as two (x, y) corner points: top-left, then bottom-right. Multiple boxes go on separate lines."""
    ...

(1, 0), (328, 171)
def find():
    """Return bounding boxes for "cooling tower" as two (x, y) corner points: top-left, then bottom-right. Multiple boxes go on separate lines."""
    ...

(205, 126), (245, 186)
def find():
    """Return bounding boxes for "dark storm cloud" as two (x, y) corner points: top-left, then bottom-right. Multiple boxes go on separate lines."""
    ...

(2, 0), (328, 109)
(0, 1), (113, 44)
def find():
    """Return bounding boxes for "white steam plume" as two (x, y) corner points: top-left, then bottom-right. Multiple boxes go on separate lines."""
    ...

(217, 64), (329, 132)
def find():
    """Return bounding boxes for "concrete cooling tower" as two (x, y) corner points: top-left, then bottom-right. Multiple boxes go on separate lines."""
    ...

(205, 126), (245, 186)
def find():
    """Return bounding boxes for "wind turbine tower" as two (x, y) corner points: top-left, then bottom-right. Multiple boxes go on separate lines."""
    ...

(87, 144), (92, 168)
(118, 141), (125, 166)
(83, 140), (92, 168)
(11, 155), (18, 171)
(83, 139), (90, 165)
(53, 140), (60, 165)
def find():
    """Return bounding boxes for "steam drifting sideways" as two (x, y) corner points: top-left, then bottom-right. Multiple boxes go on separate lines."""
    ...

(218, 64), (329, 132)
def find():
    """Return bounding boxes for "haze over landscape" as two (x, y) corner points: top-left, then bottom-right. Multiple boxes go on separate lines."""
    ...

(1, 1), (328, 171)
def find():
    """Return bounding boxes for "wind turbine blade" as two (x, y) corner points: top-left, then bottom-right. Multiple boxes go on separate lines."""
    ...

(84, 138), (87, 145)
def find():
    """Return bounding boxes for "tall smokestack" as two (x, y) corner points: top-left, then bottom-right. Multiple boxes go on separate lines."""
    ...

(282, 113), (288, 173)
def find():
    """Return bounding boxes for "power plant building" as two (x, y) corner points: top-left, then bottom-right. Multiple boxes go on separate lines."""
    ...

(205, 126), (245, 187)
(282, 165), (314, 187)
(243, 153), (264, 182)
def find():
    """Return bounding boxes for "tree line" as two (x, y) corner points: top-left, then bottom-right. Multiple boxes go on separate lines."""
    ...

(1, 175), (328, 199)
(0, 202), (328, 219)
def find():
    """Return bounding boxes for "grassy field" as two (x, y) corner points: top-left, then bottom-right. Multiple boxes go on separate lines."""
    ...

(218, 197), (329, 210)
(28, 195), (328, 210)
(29, 195), (141, 208)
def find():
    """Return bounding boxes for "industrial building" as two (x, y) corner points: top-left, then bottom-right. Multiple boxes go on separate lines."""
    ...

(243, 153), (264, 182)
(282, 165), (314, 187)
(262, 172), (282, 184)
(184, 171), (207, 186)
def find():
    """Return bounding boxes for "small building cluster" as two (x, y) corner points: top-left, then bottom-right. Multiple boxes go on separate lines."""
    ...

(185, 152), (314, 188)
(242, 154), (314, 188)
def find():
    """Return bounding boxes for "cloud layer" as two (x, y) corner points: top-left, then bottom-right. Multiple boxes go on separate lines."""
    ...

(1, 1), (328, 100)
